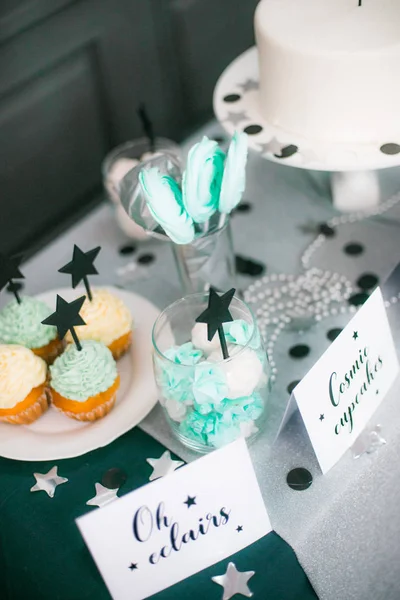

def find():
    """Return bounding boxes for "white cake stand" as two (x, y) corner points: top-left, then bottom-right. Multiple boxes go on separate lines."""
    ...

(213, 47), (400, 212)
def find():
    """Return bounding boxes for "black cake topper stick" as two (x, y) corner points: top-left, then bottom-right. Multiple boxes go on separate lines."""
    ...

(0, 253), (25, 304)
(58, 245), (100, 302)
(42, 295), (86, 352)
(196, 288), (235, 360)
(137, 103), (155, 153)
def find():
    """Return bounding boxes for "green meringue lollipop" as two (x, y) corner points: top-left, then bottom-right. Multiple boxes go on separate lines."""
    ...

(182, 136), (225, 223)
(219, 131), (248, 214)
(139, 168), (195, 244)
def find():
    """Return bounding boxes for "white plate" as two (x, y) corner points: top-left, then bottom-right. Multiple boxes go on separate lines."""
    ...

(0, 287), (160, 461)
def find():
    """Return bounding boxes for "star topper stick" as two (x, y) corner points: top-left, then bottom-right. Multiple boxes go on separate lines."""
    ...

(196, 287), (235, 360)
(42, 295), (86, 351)
(0, 253), (25, 304)
(58, 245), (100, 302)
(137, 103), (155, 153)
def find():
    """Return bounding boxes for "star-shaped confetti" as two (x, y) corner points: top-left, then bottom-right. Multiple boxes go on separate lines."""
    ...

(42, 294), (86, 350)
(184, 495), (196, 508)
(30, 466), (68, 498)
(236, 525), (243, 533)
(59, 245), (100, 301)
(212, 562), (255, 600)
(319, 414), (325, 422)
(353, 331), (358, 340)
(238, 79), (259, 93)
(352, 425), (386, 459)
(86, 483), (119, 508)
(224, 111), (248, 126)
(196, 287), (235, 359)
(258, 138), (282, 156)
(146, 451), (184, 481)
(0, 253), (25, 303)
(128, 563), (138, 571)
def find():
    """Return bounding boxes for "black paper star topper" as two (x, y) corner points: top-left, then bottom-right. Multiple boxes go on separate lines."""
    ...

(184, 495), (196, 508)
(196, 288), (235, 359)
(137, 103), (155, 152)
(42, 295), (86, 351)
(0, 253), (25, 304)
(58, 245), (101, 301)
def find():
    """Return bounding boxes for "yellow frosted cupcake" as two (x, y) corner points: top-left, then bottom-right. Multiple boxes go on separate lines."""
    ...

(65, 289), (132, 359)
(0, 345), (49, 425)
(49, 340), (120, 421)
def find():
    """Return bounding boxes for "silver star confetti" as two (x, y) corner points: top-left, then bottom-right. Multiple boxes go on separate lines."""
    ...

(258, 137), (283, 156)
(352, 424), (386, 459)
(224, 111), (248, 126)
(212, 562), (255, 600)
(30, 466), (68, 498)
(86, 483), (119, 508)
(146, 451), (184, 481)
(239, 79), (259, 93)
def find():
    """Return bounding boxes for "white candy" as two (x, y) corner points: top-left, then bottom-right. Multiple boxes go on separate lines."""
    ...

(106, 158), (139, 204)
(239, 421), (259, 439)
(207, 344), (241, 362)
(191, 323), (220, 354)
(115, 204), (148, 240)
(165, 398), (187, 422)
(219, 348), (263, 399)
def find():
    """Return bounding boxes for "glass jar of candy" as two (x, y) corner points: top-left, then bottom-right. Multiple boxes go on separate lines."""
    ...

(152, 292), (271, 453)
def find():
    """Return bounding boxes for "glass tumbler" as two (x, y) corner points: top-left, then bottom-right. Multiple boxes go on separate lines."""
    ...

(152, 293), (271, 453)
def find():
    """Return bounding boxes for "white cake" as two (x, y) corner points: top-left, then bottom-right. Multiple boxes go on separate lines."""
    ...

(254, 0), (400, 145)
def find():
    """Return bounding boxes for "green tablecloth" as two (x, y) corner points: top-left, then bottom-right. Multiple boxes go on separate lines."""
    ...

(0, 428), (317, 600)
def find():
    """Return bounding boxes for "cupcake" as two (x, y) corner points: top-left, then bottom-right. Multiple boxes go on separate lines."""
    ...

(49, 340), (120, 421)
(65, 289), (132, 359)
(0, 297), (63, 364)
(0, 345), (49, 425)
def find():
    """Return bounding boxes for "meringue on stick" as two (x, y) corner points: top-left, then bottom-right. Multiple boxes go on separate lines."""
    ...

(182, 136), (225, 234)
(139, 168), (195, 244)
(218, 131), (248, 227)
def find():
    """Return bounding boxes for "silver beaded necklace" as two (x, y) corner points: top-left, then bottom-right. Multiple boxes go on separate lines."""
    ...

(245, 190), (400, 382)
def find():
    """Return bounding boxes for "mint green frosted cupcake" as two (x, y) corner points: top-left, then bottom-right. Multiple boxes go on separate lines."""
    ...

(0, 297), (63, 364)
(49, 340), (120, 421)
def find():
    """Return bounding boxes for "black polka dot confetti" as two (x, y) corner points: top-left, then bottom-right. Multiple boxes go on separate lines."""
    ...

(223, 93), (241, 103)
(287, 468), (313, 491)
(102, 468), (127, 490)
(319, 223), (335, 237)
(119, 244), (137, 256)
(6, 280), (24, 294)
(137, 253), (155, 265)
(357, 273), (379, 291)
(344, 242), (364, 256)
(244, 124), (263, 135)
(348, 292), (369, 307)
(327, 328), (342, 342)
(235, 255), (265, 277)
(380, 143), (400, 155)
(274, 144), (298, 159)
(287, 380), (300, 395)
(289, 344), (310, 359)
(235, 201), (252, 213)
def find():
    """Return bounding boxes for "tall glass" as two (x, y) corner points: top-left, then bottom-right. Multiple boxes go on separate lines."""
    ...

(152, 293), (271, 453)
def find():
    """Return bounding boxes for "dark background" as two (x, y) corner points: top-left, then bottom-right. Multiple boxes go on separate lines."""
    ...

(0, 0), (258, 258)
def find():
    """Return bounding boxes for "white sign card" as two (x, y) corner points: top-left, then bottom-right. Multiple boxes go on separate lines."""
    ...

(77, 439), (271, 600)
(292, 287), (399, 473)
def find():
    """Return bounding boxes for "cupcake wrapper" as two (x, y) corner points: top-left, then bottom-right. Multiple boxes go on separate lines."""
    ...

(109, 331), (132, 360)
(0, 389), (50, 425)
(60, 394), (117, 422)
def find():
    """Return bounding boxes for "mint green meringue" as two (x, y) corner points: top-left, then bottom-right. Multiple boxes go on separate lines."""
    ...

(139, 168), (195, 244)
(0, 297), (57, 348)
(50, 340), (118, 401)
(219, 131), (248, 214)
(182, 136), (225, 223)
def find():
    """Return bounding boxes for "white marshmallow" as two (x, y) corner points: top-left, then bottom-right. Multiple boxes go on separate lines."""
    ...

(219, 348), (263, 399)
(191, 323), (221, 354)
